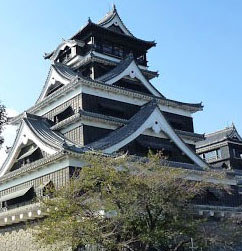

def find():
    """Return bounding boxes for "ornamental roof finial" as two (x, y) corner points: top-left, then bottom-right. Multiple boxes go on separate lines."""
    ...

(88, 17), (92, 23)
(112, 3), (117, 12)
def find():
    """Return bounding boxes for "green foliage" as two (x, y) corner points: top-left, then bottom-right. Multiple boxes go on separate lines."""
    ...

(35, 153), (231, 251)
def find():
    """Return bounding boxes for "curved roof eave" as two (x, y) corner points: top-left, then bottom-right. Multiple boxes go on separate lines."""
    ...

(0, 113), (81, 177)
(97, 54), (164, 98)
(98, 4), (133, 37)
(36, 63), (78, 104)
(83, 100), (209, 169)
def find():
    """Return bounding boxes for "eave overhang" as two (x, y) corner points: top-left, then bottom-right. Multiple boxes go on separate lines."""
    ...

(0, 113), (79, 177)
(0, 150), (79, 185)
(196, 141), (228, 154)
(74, 51), (159, 80)
(97, 54), (163, 98)
(36, 62), (79, 104)
(10, 77), (203, 125)
(82, 100), (208, 169)
(97, 4), (133, 37)
(71, 21), (155, 51)
(44, 39), (85, 61)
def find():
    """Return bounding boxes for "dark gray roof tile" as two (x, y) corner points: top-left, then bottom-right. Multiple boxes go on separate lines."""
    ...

(196, 125), (242, 148)
(97, 54), (134, 82)
(82, 100), (157, 151)
(52, 62), (78, 80)
(24, 113), (77, 150)
(97, 4), (134, 37)
(96, 55), (165, 98)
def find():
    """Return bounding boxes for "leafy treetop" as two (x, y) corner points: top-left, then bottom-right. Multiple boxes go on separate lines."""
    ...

(35, 153), (240, 251)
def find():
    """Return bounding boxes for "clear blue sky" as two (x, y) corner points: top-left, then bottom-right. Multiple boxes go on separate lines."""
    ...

(0, 0), (242, 135)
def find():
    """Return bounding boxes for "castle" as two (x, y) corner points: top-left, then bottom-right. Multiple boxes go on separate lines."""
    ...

(0, 5), (242, 250)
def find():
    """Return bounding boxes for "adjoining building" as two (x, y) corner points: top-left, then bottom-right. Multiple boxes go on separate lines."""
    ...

(196, 124), (242, 170)
(0, 5), (241, 250)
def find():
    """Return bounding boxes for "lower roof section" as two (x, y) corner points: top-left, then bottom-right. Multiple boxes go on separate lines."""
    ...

(196, 125), (242, 150)
(82, 99), (209, 169)
(51, 109), (204, 144)
(2, 99), (207, 180)
(10, 71), (203, 125)
(0, 113), (79, 177)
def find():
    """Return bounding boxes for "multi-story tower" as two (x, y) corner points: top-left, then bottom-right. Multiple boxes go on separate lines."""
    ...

(196, 124), (242, 170)
(1, 6), (240, 250)
(2, 5), (207, 174)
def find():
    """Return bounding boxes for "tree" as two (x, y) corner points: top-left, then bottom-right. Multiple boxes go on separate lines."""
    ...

(35, 153), (235, 251)
(0, 102), (7, 147)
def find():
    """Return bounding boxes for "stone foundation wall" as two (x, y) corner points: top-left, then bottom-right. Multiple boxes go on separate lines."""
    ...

(0, 222), (70, 251)
(1, 221), (242, 251)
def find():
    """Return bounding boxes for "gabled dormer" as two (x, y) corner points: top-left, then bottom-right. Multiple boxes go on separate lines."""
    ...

(98, 4), (133, 37)
(9, 143), (44, 172)
(97, 54), (163, 97)
(44, 39), (85, 65)
(0, 113), (77, 176)
(36, 63), (78, 104)
(83, 100), (209, 169)
(227, 124), (242, 143)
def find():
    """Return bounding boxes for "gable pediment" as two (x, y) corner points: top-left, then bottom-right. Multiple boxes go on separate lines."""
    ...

(107, 24), (125, 35)
(0, 119), (58, 176)
(0, 113), (77, 177)
(9, 143), (46, 173)
(229, 130), (242, 142)
(84, 100), (209, 169)
(36, 63), (78, 103)
(97, 56), (163, 97)
(47, 39), (85, 62)
(114, 77), (153, 95)
(98, 5), (133, 37)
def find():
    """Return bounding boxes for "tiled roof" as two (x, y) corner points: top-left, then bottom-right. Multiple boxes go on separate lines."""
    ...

(196, 125), (242, 148)
(97, 4), (133, 37)
(72, 51), (159, 80)
(96, 54), (164, 98)
(71, 21), (155, 49)
(36, 62), (78, 104)
(52, 62), (78, 80)
(97, 54), (134, 82)
(23, 113), (78, 150)
(11, 74), (203, 125)
(79, 109), (204, 141)
(44, 39), (85, 60)
(82, 100), (157, 151)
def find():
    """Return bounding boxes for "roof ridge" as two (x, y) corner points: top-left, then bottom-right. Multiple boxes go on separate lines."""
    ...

(205, 126), (234, 137)
(83, 100), (158, 151)
(97, 5), (134, 37)
(97, 8), (116, 25)
(97, 54), (134, 82)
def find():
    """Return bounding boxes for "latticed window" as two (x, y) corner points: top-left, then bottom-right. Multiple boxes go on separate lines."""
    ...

(200, 149), (221, 161)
